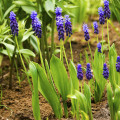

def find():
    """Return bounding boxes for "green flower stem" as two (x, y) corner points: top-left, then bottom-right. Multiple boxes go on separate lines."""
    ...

(37, 38), (45, 70)
(62, 41), (69, 69)
(69, 39), (73, 62)
(51, 16), (55, 58)
(97, 35), (99, 43)
(88, 42), (93, 62)
(80, 80), (83, 93)
(9, 39), (17, 89)
(102, 25), (104, 53)
(107, 19), (110, 50)
(40, 36), (45, 65)
(60, 39), (63, 62)
(15, 37), (33, 91)
(89, 79), (94, 98)
(118, 73), (120, 86)
(42, 11), (50, 64)
(15, 60), (21, 87)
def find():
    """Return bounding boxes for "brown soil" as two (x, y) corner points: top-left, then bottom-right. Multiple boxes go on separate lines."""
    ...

(0, 21), (120, 120)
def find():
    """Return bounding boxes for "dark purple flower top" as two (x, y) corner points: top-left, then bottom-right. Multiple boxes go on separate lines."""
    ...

(64, 15), (72, 37)
(83, 24), (90, 41)
(9, 11), (19, 36)
(77, 64), (83, 80)
(98, 7), (105, 24)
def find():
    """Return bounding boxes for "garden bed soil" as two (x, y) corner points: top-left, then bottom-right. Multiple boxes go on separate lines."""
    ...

(0, 21), (120, 120)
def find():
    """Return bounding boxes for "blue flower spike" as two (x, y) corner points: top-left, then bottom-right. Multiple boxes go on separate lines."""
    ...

(103, 63), (109, 79)
(64, 15), (72, 37)
(86, 63), (93, 80)
(77, 64), (83, 80)
(83, 24), (90, 41)
(97, 42), (102, 53)
(93, 21), (99, 34)
(104, 0), (111, 19)
(9, 11), (19, 36)
(31, 11), (42, 38)
(98, 7), (105, 25)
(116, 56), (120, 72)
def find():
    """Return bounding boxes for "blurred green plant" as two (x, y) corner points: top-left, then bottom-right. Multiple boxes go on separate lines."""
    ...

(68, 83), (93, 120)
(92, 47), (106, 103)
(109, 0), (120, 22)
(0, 19), (35, 89)
(109, 44), (118, 92)
(107, 83), (120, 120)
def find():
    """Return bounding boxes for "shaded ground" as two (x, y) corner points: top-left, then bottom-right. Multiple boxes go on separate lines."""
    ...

(1, 20), (120, 120)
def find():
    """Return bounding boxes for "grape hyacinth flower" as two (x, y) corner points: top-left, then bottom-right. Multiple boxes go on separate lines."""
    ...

(31, 11), (37, 20)
(31, 11), (37, 31)
(64, 15), (72, 37)
(31, 12), (42, 38)
(116, 56), (120, 72)
(104, 0), (111, 19)
(97, 42), (102, 53)
(77, 64), (83, 80)
(103, 63), (109, 79)
(9, 11), (19, 36)
(98, 7), (105, 24)
(86, 63), (93, 80)
(83, 24), (90, 41)
(56, 16), (64, 40)
(93, 21), (99, 34)
(33, 17), (42, 38)
(55, 7), (62, 20)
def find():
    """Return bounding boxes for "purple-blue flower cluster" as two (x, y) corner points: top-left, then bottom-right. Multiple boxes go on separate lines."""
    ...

(34, 17), (42, 38)
(31, 11), (42, 38)
(77, 64), (83, 80)
(93, 21), (99, 34)
(83, 24), (90, 41)
(103, 63), (109, 79)
(86, 63), (93, 80)
(55, 7), (62, 19)
(104, 0), (111, 19)
(56, 16), (65, 40)
(9, 11), (19, 36)
(64, 15), (72, 37)
(116, 56), (120, 72)
(98, 7), (105, 24)
(31, 11), (37, 20)
(97, 42), (102, 53)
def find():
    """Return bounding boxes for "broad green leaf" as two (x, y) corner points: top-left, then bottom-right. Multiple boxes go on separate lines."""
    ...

(75, 90), (88, 113)
(109, 44), (117, 91)
(84, 83), (93, 120)
(44, 0), (55, 18)
(81, 111), (89, 120)
(2, 42), (14, 53)
(45, 59), (55, 92)
(36, 63), (62, 119)
(22, 31), (34, 42)
(69, 61), (79, 91)
(3, 4), (16, 20)
(19, 49), (35, 57)
(107, 83), (114, 120)
(0, 49), (12, 56)
(29, 62), (41, 120)
(30, 35), (39, 53)
(13, 0), (35, 6)
(113, 86), (120, 112)
(50, 55), (70, 101)
(21, 6), (36, 14)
